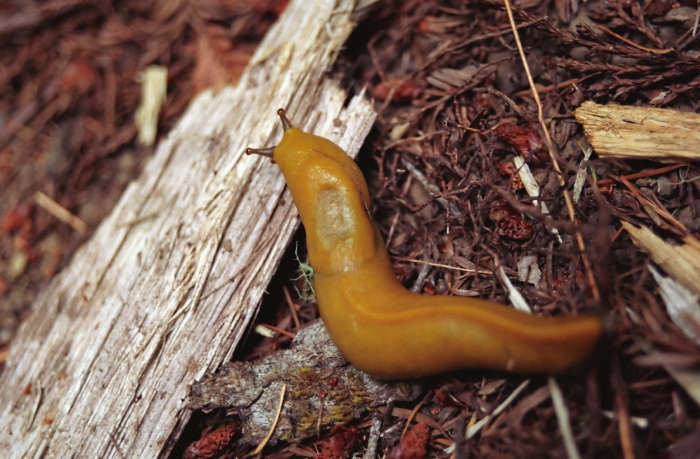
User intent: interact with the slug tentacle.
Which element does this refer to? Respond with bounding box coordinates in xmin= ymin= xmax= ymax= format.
xmin=244 ymin=109 xmax=293 ymax=158
xmin=248 ymin=110 xmax=605 ymax=380
xmin=245 ymin=146 xmax=275 ymax=158
xmin=277 ymin=108 xmax=293 ymax=130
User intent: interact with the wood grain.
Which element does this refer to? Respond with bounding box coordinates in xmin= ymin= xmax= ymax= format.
xmin=0 ymin=0 xmax=378 ymax=456
xmin=575 ymin=101 xmax=700 ymax=161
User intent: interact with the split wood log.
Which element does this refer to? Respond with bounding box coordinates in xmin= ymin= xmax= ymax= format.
xmin=0 ymin=0 xmax=378 ymax=457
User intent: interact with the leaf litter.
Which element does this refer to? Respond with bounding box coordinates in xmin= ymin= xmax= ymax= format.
xmin=3 ymin=0 xmax=700 ymax=457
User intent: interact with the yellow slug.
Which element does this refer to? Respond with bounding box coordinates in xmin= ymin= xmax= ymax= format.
xmin=247 ymin=109 xmax=603 ymax=380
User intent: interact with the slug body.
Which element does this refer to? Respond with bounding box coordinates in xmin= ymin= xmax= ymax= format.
xmin=249 ymin=110 xmax=603 ymax=380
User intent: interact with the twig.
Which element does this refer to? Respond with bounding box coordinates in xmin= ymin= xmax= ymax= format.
xmin=548 ymin=377 xmax=581 ymax=459
xmin=377 ymin=406 xmax=448 ymax=436
xmin=257 ymin=324 xmax=296 ymax=340
xmin=612 ymin=356 xmax=635 ymax=459
xmin=617 ymin=176 xmax=688 ymax=234
xmin=400 ymin=398 xmax=426 ymax=440
xmin=620 ymin=164 xmax=685 ymax=181
xmin=466 ymin=379 xmax=530 ymax=439
xmin=33 ymin=191 xmax=87 ymax=234
xmin=421 ymin=16 xmax=545 ymax=72
xmin=573 ymin=146 xmax=593 ymax=204
xmin=246 ymin=384 xmax=287 ymax=457
xmin=512 ymin=77 xmax=583 ymax=98
xmin=282 ymin=286 xmax=301 ymax=330
xmin=502 ymin=0 xmax=600 ymax=303
xmin=393 ymin=256 xmax=494 ymax=275
xmin=596 ymin=24 xmax=672 ymax=54
xmin=496 ymin=265 xmax=530 ymax=313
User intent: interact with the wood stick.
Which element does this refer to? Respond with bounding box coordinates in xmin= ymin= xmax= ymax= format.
xmin=575 ymin=101 xmax=700 ymax=161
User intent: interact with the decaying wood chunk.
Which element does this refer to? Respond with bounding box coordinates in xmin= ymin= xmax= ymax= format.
xmin=0 ymin=0 xmax=379 ymax=457
xmin=187 ymin=321 xmax=422 ymax=447
xmin=575 ymin=101 xmax=700 ymax=161
xmin=622 ymin=221 xmax=700 ymax=297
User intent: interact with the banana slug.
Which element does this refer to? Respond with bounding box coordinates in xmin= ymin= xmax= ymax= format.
xmin=247 ymin=109 xmax=603 ymax=380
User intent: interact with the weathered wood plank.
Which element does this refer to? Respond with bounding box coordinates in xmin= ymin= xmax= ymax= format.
xmin=0 ymin=0 xmax=378 ymax=457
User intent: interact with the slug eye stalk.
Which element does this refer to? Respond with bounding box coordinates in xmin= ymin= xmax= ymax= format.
xmin=245 ymin=109 xmax=293 ymax=159
xmin=245 ymin=147 xmax=274 ymax=158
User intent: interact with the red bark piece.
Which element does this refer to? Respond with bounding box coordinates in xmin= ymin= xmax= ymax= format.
xmin=183 ymin=422 xmax=241 ymax=459
xmin=374 ymin=79 xmax=423 ymax=102
xmin=1 ymin=203 xmax=32 ymax=234
xmin=489 ymin=200 xmax=534 ymax=241
xmin=494 ymin=124 xmax=542 ymax=160
xmin=315 ymin=426 xmax=362 ymax=459
xmin=387 ymin=422 xmax=430 ymax=459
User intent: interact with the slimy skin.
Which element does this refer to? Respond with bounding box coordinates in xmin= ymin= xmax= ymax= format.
xmin=247 ymin=109 xmax=603 ymax=380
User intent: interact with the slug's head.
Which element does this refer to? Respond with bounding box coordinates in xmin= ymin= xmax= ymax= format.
xmin=245 ymin=108 xmax=371 ymax=207
xmin=246 ymin=109 xmax=379 ymax=275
